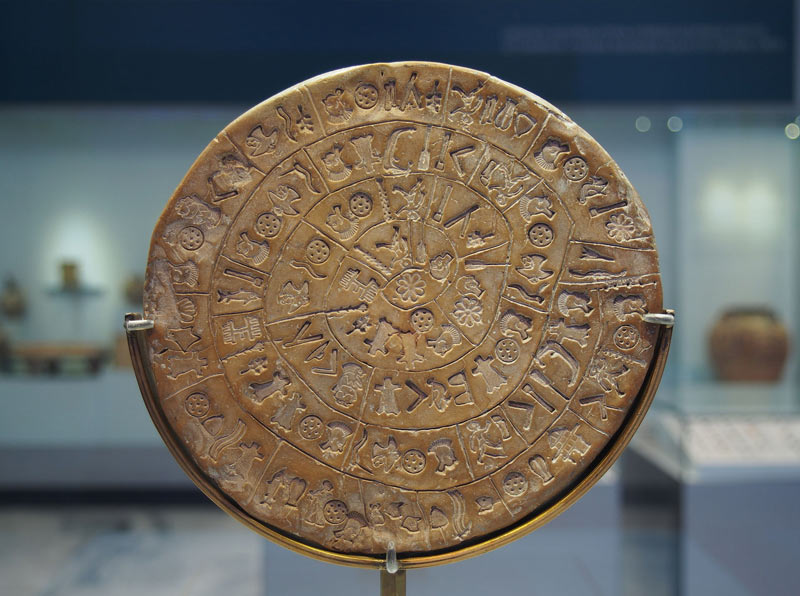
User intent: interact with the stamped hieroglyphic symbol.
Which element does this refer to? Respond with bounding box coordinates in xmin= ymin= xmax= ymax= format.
xmin=259 ymin=468 xmax=306 ymax=511
xmin=374 ymin=377 xmax=402 ymax=416
xmin=533 ymin=138 xmax=569 ymax=170
xmin=236 ymin=232 xmax=269 ymax=265
xmin=321 ymin=145 xmax=352 ymax=181
xmin=475 ymin=495 xmax=496 ymax=514
xmin=185 ymin=392 xmax=210 ymax=418
xmin=208 ymin=155 xmax=253 ymax=202
xmin=466 ymin=415 xmax=511 ymax=466
xmin=428 ymin=438 xmax=458 ymax=474
xmin=271 ymin=392 xmax=306 ymax=430
xmin=179 ymin=226 xmax=204 ymax=251
xmin=480 ymin=159 xmax=532 ymax=207
xmin=613 ymin=295 xmax=647 ymax=319
xmin=332 ymin=363 xmax=366 ymax=407
xmin=402 ymin=449 xmax=427 ymax=474
xmin=319 ymin=422 xmax=353 ymax=455
xmin=587 ymin=355 xmax=629 ymax=394
xmin=145 ymin=62 xmax=663 ymax=559
xmin=499 ymin=310 xmax=532 ymax=342
xmin=519 ymin=191 xmax=555 ymax=221
xmin=548 ymin=425 xmax=590 ymax=465
xmin=427 ymin=324 xmax=462 ymax=356
xmin=323 ymin=499 xmax=349 ymax=524
xmin=395 ymin=271 xmax=426 ymax=304
xmin=430 ymin=252 xmax=453 ymax=279
xmin=277 ymin=104 xmax=314 ymax=142
xmin=306 ymin=238 xmax=330 ymax=264
xmin=278 ymin=281 xmax=309 ymax=313
xmin=527 ymin=223 xmax=554 ymax=247
xmin=372 ymin=436 xmax=401 ymax=472
xmin=298 ymin=415 xmax=323 ymax=439
xmin=326 ymin=204 xmax=359 ymax=239
xmin=495 ymin=338 xmax=520 ymax=364
xmin=503 ymin=471 xmax=528 ymax=497
xmin=472 ymin=356 xmax=508 ymax=393
xmin=339 ymin=269 xmax=379 ymax=303
xmin=563 ymin=156 xmax=588 ymax=181
xmin=221 ymin=316 xmax=261 ymax=345
xmin=349 ymin=192 xmax=373 ymax=217
xmin=516 ymin=254 xmax=553 ymax=285
xmin=606 ymin=213 xmax=637 ymax=242
xmin=613 ymin=325 xmax=640 ymax=350
xmin=354 ymin=83 xmax=379 ymax=109
xmin=246 ymin=125 xmax=278 ymax=156
xmin=255 ymin=212 xmax=282 ymax=237
xmin=529 ymin=455 xmax=554 ymax=485
xmin=452 ymin=296 xmax=483 ymax=327
xmin=322 ymin=88 xmax=353 ymax=123
xmin=410 ymin=308 xmax=434 ymax=333
xmin=267 ymin=185 xmax=302 ymax=217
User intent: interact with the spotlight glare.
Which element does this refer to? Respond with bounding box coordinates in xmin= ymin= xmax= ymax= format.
xmin=667 ymin=116 xmax=683 ymax=132
xmin=635 ymin=116 xmax=651 ymax=132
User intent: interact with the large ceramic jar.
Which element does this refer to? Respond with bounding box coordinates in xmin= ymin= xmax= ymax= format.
xmin=709 ymin=308 xmax=790 ymax=382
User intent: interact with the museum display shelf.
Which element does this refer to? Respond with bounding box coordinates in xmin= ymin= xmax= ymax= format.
xmin=629 ymin=385 xmax=800 ymax=596
xmin=633 ymin=385 xmax=800 ymax=482
xmin=0 ymin=370 xmax=192 ymax=489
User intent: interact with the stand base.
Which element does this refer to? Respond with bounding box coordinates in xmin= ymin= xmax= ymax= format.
xmin=381 ymin=569 xmax=406 ymax=596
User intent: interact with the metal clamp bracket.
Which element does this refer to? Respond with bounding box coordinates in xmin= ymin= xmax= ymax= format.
xmin=643 ymin=309 xmax=675 ymax=328
xmin=124 ymin=314 xmax=154 ymax=332
xmin=381 ymin=542 xmax=405 ymax=596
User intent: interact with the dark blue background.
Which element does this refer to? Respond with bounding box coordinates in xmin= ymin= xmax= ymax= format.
xmin=0 ymin=0 xmax=794 ymax=103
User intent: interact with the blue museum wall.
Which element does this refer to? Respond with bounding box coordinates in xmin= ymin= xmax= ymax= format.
xmin=0 ymin=107 xmax=241 ymax=345
xmin=0 ymin=0 xmax=795 ymax=103
xmin=0 ymin=1 xmax=797 ymax=486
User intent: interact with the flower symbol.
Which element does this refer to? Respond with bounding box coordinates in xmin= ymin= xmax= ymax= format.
xmin=453 ymin=297 xmax=483 ymax=327
xmin=395 ymin=271 xmax=426 ymax=303
xmin=605 ymin=213 xmax=636 ymax=242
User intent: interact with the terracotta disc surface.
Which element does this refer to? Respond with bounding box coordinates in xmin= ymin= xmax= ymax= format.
xmin=143 ymin=62 xmax=663 ymax=563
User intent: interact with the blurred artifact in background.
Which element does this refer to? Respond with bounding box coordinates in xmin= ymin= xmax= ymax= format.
xmin=124 ymin=274 xmax=145 ymax=305
xmin=131 ymin=62 xmax=672 ymax=568
xmin=0 ymin=322 xmax=10 ymax=372
xmin=709 ymin=308 xmax=790 ymax=382
xmin=0 ymin=276 xmax=25 ymax=318
xmin=60 ymin=261 xmax=80 ymax=291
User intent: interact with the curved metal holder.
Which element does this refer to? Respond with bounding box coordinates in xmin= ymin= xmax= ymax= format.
xmin=125 ymin=309 xmax=673 ymax=577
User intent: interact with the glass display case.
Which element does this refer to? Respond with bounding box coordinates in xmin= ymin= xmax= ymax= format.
xmin=1 ymin=105 xmax=798 ymax=596
xmin=618 ymin=109 xmax=800 ymax=595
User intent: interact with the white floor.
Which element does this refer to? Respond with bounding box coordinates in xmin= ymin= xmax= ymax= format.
xmin=0 ymin=485 xmax=676 ymax=595
xmin=0 ymin=507 xmax=264 ymax=596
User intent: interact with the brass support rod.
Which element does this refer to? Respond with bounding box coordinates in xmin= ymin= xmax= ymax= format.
xmin=380 ymin=569 xmax=406 ymax=596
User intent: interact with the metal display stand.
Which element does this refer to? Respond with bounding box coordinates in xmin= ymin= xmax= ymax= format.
xmin=381 ymin=543 xmax=404 ymax=596
xmin=124 ymin=310 xmax=674 ymax=593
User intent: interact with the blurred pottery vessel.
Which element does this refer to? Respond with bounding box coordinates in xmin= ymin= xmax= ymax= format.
xmin=124 ymin=275 xmax=144 ymax=305
xmin=709 ymin=308 xmax=790 ymax=382
xmin=61 ymin=261 xmax=79 ymax=291
xmin=0 ymin=277 xmax=25 ymax=318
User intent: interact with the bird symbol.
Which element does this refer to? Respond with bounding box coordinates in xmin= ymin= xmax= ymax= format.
xmin=516 ymin=254 xmax=554 ymax=284
xmin=267 ymin=184 xmax=301 ymax=216
xmin=277 ymin=280 xmax=309 ymax=313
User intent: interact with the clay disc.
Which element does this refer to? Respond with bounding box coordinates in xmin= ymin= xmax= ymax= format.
xmin=142 ymin=62 xmax=663 ymax=565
